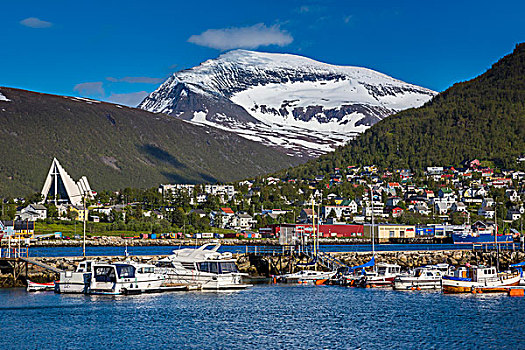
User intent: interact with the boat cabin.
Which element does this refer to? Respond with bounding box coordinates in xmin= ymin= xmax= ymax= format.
xmin=376 ymin=263 xmax=401 ymax=276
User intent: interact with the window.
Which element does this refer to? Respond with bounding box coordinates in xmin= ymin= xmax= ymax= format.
xmin=400 ymin=231 xmax=405 ymax=238
xmin=115 ymin=265 xmax=135 ymax=278
xmin=198 ymin=262 xmax=210 ymax=273
xmin=389 ymin=231 xmax=395 ymax=238
xmin=219 ymin=262 xmax=239 ymax=274
xmin=209 ymin=262 xmax=218 ymax=274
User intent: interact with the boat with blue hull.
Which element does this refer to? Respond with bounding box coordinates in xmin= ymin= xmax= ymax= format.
xmin=451 ymin=221 xmax=514 ymax=244
xmin=452 ymin=232 xmax=514 ymax=244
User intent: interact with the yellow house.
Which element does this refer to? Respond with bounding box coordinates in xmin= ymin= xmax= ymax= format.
xmin=70 ymin=206 xmax=89 ymax=221
xmin=365 ymin=224 xmax=416 ymax=242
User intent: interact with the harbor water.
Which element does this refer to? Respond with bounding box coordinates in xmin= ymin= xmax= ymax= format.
xmin=1 ymin=285 xmax=523 ymax=349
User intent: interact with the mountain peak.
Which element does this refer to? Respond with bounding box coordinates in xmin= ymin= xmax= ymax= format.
xmin=140 ymin=51 xmax=436 ymax=158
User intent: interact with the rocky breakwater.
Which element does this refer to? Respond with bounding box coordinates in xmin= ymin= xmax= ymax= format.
xmin=242 ymin=250 xmax=525 ymax=276
xmin=331 ymin=250 xmax=525 ymax=270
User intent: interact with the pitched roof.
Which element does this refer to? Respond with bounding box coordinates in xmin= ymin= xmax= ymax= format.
xmin=221 ymin=207 xmax=234 ymax=214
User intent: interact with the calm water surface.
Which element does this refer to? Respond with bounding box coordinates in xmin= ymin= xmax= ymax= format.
xmin=0 ymin=285 xmax=523 ymax=350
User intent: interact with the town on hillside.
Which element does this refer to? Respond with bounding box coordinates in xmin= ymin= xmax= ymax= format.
xmin=0 ymin=158 xmax=524 ymax=244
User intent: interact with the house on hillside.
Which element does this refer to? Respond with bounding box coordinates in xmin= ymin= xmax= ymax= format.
xmin=17 ymin=204 xmax=47 ymax=221
xmin=210 ymin=207 xmax=236 ymax=228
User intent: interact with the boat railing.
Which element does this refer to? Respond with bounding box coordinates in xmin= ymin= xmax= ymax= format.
xmin=245 ymin=245 xmax=296 ymax=256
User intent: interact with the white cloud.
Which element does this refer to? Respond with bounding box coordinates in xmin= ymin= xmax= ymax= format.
xmin=188 ymin=23 xmax=293 ymax=50
xmin=73 ymin=82 xmax=105 ymax=97
xmin=107 ymin=91 xmax=148 ymax=107
xmin=20 ymin=17 xmax=52 ymax=28
xmin=106 ymin=76 xmax=164 ymax=84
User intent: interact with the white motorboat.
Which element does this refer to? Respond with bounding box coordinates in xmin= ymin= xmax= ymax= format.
xmin=89 ymin=262 xmax=164 ymax=295
xmin=278 ymin=270 xmax=335 ymax=284
xmin=393 ymin=266 xmax=445 ymax=290
xmin=442 ymin=265 xmax=521 ymax=293
xmin=360 ymin=263 xmax=402 ymax=288
xmin=155 ymin=243 xmax=250 ymax=290
xmin=55 ymin=260 xmax=94 ymax=294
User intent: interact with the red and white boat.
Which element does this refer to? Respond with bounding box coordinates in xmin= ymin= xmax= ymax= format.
xmin=359 ymin=263 xmax=402 ymax=288
xmin=442 ymin=265 xmax=521 ymax=293
xmin=27 ymin=280 xmax=55 ymax=292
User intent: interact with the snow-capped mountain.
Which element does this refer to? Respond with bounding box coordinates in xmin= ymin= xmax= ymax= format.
xmin=139 ymin=50 xmax=436 ymax=157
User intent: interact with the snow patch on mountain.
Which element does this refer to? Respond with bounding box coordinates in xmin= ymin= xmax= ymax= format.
xmin=139 ymin=50 xmax=436 ymax=157
xmin=0 ymin=92 xmax=10 ymax=102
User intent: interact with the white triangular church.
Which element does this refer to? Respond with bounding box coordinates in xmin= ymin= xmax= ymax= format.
xmin=40 ymin=158 xmax=95 ymax=206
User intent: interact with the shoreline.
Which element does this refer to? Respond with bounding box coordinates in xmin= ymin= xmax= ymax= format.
xmin=0 ymin=236 xmax=453 ymax=248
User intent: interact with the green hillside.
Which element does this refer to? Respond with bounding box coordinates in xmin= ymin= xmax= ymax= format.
xmin=283 ymin=43 xmax=525 ymax=178
xmin=0 ymin=87 xmax=303 ymax=196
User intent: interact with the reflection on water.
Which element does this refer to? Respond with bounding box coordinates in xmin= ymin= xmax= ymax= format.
xmin=0 ymin=285 xmax=524 ymax=350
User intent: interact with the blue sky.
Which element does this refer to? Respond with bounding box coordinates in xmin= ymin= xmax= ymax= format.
xmin=1 ymin=0 xmax=524 ymax=106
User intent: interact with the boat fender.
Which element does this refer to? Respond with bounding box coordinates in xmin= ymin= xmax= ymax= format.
xmin=416 ymin=287 xmax=421 ymax=291
xmin=411 ymin=287 xmax=415 ymax=291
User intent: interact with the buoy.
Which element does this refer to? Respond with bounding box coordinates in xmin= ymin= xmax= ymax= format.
xmin=478 ymin=290 xmax=483 ymax=294
xmin=411 ymin=287 xmax=415 ymax=291
xmin=273 ymin=277 xmax=277 ymax=284
xmin=416 ymin=287 xmax=422 ymax=291
xmin=508 ymin=289 xmax=524 ymax=297
xmin=365 ymin=284 xmax=371 ymax=288
xmin=471 ymin=288 xmax=477 ymax=294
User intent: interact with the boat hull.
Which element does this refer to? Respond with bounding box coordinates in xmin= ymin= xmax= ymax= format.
xmin=452 ymin=233 xmax=514 ymax=244
xmin=363 ymin=276 xmax=396 ymax=288
xmin=27 ymin=281 xmax=55 ymax=292
xmin=393 ymin=278 xmax=442 ymax=290
xmin=442 ymin=275 xmax=521 ymax=293
xmin=55 ymin=271 xmax=91 ymax=294
xmin=161 ymin=270 xmax=247 ymax=290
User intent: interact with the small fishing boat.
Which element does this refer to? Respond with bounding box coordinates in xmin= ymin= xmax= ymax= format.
xmin=359 ymin=263 xmax=402 ymax=288
xmin=55 ymin=260 xmax=94 ymax=294
xmin=27 ymin=280 xmax=55 ymax=292
xmin=442 ymin=265 xmax=521 ymax=293
xmin=393 ymin=265 xmax=448 ymax=290
xmin=277 ymin=270 xmax=335 ymax=284
xmin=510 ymin=261 xmax=525 ymax=286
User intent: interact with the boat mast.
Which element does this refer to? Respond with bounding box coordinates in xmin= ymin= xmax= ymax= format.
xmin=370 ymin=185 xmax=375 ymax=258
xmin=83 ymin=192 xmax=87 ymax=258
xmin=317 ymin=191 xmax=321 ymax=258
xmin=495 ymin=203 xmax=499 ymax=271
xmin=311 ymin=194 xmax=316 ymax=259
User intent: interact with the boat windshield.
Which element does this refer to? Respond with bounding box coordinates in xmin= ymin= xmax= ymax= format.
xmin=219 ymin=262 xmax=239 ymax=274
xmin=94 ymin=266 xmax=116 ymax=283
xmin=197 ymin=261 xmax=239 ymax=274
xmin=115 ymin=264 xmax=136 ymax=278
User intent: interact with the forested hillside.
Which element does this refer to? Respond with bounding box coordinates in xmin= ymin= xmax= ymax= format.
xmin=282 ymin=43 xmax=525 ymax=178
